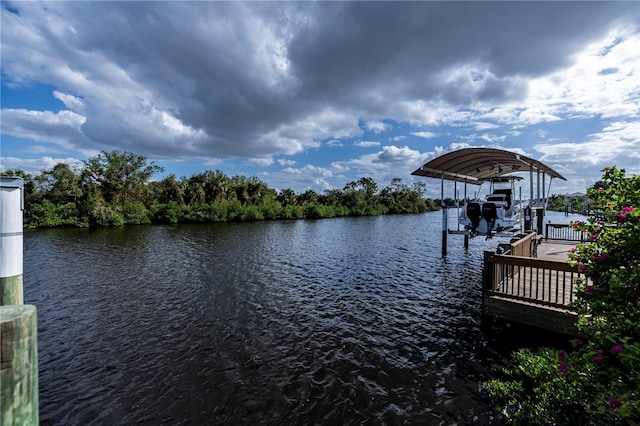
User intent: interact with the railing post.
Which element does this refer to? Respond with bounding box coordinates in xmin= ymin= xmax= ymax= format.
xmin=483 ymin=250 xmax=495 ymax=292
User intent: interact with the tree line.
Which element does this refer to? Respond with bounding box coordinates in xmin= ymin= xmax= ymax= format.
xmin=546 ymin=194 xmax=589 ymax=214
xmin=2 ymin=150 xmax=438 ymax=228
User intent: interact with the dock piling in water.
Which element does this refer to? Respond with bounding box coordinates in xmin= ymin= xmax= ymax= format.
xmin=1 ymin=177 xmax=24 ymax=305
xmin=0 ymin=176 xmax=39 ymax=425
xmin=0 ymin=306 xmax=39 ymax=425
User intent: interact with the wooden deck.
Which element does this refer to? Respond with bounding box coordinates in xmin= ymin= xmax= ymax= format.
xmin=536 ymin=240 xmax=577 ymax=262
xmin=482 ymin=234 xmax=585 ymax=336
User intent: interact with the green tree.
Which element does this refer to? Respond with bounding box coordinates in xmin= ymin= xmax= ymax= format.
xmin=379 ymin=178 xmax=430 ymax=214
xmin=340 ymin=177 xmax=381 ymax=215
xmin=28 ymin=199 xmax=80 ymax=228
xmin=231 ymin=175 xmax=272 ymax=206
xmin=155 ymin=174 xmax=184 ymax=204
xmin=83 ymin=150 xmax=163 ymax=208
xmin=202 ymin=170 xmax=231 ymax=204
xmin=358 ymin=176 xmax=379 ymax=202
xmin=1 ymin=169 xmax=37 ymax=218
xmin=183 ymin=174 xmax=206 ymax=206
xmin=35 ymin=163 xmax=82 ymax=205
xmin=298 ymin=189 xmax=318 ymax=205
xmin=23 ymin=163 xmax=85 ymax=227
xmin=277 ymin=188 xmax=297 ymax=207
xmin=319 ymin=188 xmax=343 ymax=206
xmin=1 ymin=169 xmax=36 ymax=195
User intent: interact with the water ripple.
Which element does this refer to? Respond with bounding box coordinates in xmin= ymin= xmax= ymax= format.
xmin=22 ymin=213 xmax=519 ymax=425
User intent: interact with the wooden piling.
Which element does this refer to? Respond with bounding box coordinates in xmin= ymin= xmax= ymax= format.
xmin=0 ymin=305 xmax=39 ymax=425
xmin=0 ymin=275 xmax=23 ymax=307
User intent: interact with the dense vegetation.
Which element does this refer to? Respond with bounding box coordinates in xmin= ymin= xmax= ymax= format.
xmin=485 ymin=167 xmax=639 ymax=424
xmin=2 ymin=150 xmax=437 ymax=228
xmin=546 ymin=193 xmax=589 ymax=214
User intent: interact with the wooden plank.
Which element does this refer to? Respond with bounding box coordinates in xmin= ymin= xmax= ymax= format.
xmin=536 ymin=240 xmax=576 ymax=262
xmin=483 ymin=296 xmax=579 ymax=336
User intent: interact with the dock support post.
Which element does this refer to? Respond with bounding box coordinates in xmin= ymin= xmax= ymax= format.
xmin=1 ymin=306 xmax=39 ymax=425
xmin=441 ymin=204 xmax=447 ymax=257
xmin=536 ymin=208 xmax=545 ymax=235
xmin=441 ymin=177 xmax=447 ymax=257
xmin=1 ymin=177 xmax=24 ymax=305
xmin=0 ymin=176 xmax=38 ymax=425
xmin=481 ymin=250 xmax=495 ymax=333
xmin=482 ymin=250 xmax=495 ymax=293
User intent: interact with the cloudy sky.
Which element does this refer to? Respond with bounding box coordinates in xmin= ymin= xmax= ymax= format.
xmin=1 ymin=1 xmax=639 ymax=197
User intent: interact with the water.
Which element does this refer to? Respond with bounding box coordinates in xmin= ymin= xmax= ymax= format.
xmin=23 ymin=211 xmax=581 ymax=425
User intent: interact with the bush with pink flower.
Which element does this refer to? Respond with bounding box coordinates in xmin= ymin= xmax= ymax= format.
xmin=485 ymin=166 xmax=639 ymax=424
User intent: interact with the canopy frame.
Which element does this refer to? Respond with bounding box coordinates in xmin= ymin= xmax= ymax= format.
xmin=411 ymin=147 xmax=566 ymax=184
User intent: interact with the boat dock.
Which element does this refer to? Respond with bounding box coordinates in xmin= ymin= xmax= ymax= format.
xmin=409 ymin=147 xmax=584 ymax=335
xmin=481 ymin=227 xmax=585 ymax=336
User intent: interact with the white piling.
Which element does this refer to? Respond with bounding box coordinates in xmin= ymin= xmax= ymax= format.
xmin=1 ymin=177 xmax=24 ymax=305
xmin=0 ymin=176 xmax=39 ymax=425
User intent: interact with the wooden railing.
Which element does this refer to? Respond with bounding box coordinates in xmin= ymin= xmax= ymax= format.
xmin=484 ymin=253 xmax=587 ymax=309
xmin=510 ymin=231 xmax=538 ymax=257
xmin=545 ymin=223 xmax=584 ymax=242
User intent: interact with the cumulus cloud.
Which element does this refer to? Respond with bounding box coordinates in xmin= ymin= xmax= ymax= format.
xmin=334 ymin=145 xmax=432 ymax=185
xmin=1 ymin=108 xmax=87 ymax=147
xmin=0 ymin=156 xmax=84 ymax=176
xmin=53 ymin=91 xmax=85 ymax=112
xmin=354 ymin=141 xmax=380 ymax=148
xmin=536 ymin=121 xmax=640 ymax=168
xmin=5 ymin=2 xmax=636 ymax=151
xmin=1 ymin=1 xmax=638 ymax=192
xmin=247 ymin=157 xmax=274 ymax=167
xmin=474 ymin=122 xmax=500 ymax=131
xmin=364 ymin=120 xmax=389 ymax=133
xmin=266 ymin=164 xmax=336 ymax=192
xmin=411 ymin=132 xmax=437 ymax=139
xmin=277 ymin=159 xmax=296 ymax=167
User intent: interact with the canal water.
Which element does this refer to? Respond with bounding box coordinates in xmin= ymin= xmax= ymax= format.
xmin=23 ymin=211 xmax=579 ymax=425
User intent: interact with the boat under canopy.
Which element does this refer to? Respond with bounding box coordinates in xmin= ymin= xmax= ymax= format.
xmin=411 ymin=147 xmax=567 ymax=254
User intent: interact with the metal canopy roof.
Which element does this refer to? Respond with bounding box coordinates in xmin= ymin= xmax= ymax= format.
xmin=411 ymin=147 xmax=566 ymax=184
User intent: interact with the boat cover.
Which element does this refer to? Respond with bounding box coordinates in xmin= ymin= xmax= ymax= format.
xmin=411 ymin=147 xmax=566 ymax=184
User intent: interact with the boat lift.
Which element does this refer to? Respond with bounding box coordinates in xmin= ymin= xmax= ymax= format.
xmin=411 ymin=147 xmax=566 ymax=256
